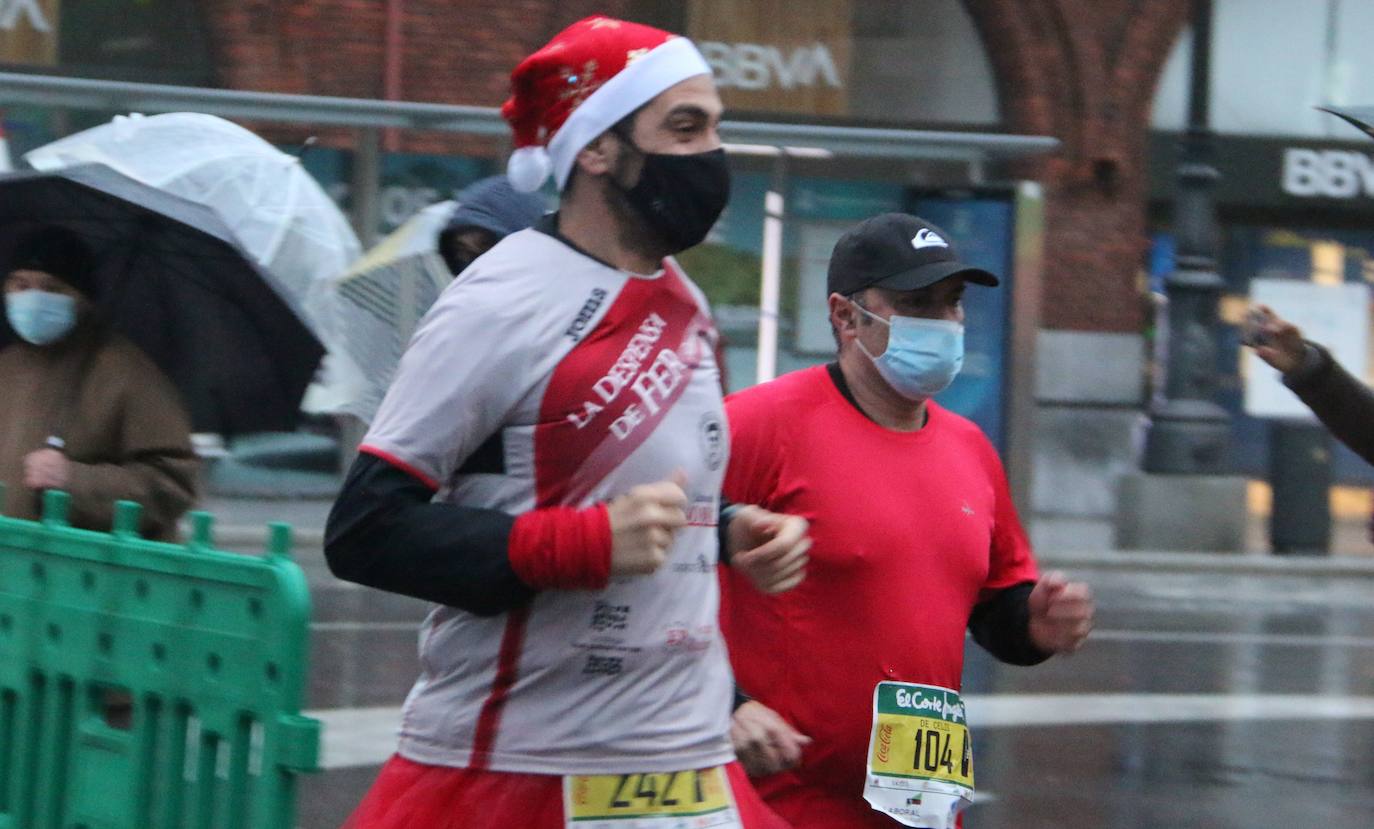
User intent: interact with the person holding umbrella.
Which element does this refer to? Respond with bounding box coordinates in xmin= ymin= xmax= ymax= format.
xmin=0 ymin=163 xmax=327 ymax=438
xmin=0 ymin=224 xmax=198 ymax=539
xmin=1237 ymin=105 xmax=1374 ymax=468
xmin=323 ymin=176 xmax=545 ymax=428
xmin=436 ymin=175 xmax=546 ymax=277
xmin=1245 ymin=304 xmax=1374 ymax=466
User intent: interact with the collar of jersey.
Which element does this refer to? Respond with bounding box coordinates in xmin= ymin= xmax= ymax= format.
xmin=536 ymin=212 xmax=666 ymax=279
xmin=824 ymin=362 xmax=940 ymax=440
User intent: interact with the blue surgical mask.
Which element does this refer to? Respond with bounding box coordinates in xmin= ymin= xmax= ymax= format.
xmin=852 ymin=301 xmax=964 ymax=400
xmin=6 ymin=290 xmax=78 ymax=346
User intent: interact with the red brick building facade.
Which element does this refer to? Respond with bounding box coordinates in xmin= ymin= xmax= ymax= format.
xmin=200 ymin=0 xmax=1194 ymax=333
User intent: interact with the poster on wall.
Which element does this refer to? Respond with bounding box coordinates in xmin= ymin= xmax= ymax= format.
xmin=0 ymin=0 xmax=59 ymax=65
xmin=910 ymin=196 xmax=1014 ymax=449
xmin=685 ymin=0 xmax=852 ymax=117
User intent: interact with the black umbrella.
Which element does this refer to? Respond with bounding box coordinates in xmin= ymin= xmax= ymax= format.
xmin=0 ymin=164 xmax=325 ymax=435
xmin=1317 ymin=106 xmax=1374 ymax=141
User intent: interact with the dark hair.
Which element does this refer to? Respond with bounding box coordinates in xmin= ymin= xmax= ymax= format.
xmin=564 ymin=107 xmax=645 ymax=196
xmin=8 ymin=225 xmax=99 ymax=298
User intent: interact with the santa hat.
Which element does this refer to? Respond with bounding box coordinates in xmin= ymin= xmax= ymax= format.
xmin=501 ymin=16 xmax=711 ymax=192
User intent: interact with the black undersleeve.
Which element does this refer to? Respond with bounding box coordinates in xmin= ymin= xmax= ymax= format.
xmin=324 ymin=453 xmax=535 ymax=615
xmin=967 ymin=582 xmax=1051 ymax=666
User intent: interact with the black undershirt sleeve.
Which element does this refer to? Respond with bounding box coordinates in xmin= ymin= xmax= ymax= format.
xmin=324 ymin=453 xmax=536 ymax=615
xmin=967 ymin=582 xmax=1052 ymax=666
xmin=733 ymin=685 xmax=753 ymax=711
xmin=717 ymin=499 xmax=737 ymax=566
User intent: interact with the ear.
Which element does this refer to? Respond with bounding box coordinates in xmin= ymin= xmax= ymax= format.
xmin=573 ymin=132 xmax=618 ymax=178
xmin=828 ymin=292 xmax=859 ymax=343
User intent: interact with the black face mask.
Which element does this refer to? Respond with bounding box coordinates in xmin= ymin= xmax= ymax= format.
xmin=616 ymin=138 xmax=731 ymax=254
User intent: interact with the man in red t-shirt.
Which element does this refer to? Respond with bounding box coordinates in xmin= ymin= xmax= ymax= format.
xmin=719 ymin=213 xmax=1094 ymax=829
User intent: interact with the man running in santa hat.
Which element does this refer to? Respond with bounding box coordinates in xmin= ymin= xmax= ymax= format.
xmin=326 ymin=15 xmax=808 ymax=829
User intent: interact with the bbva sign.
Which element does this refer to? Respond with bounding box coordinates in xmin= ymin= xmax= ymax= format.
xmin=698 ymin=41 xmax=843 ymax=92
xmin=1282 ymin=148 xmax=1374 ymax=200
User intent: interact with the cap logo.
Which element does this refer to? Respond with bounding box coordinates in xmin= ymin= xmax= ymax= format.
xmin=911 ymin=228 xmax=949 ymax=250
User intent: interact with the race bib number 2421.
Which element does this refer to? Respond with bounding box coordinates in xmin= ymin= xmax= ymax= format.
xmin=564 ymin=765 xmax=742 ymax=829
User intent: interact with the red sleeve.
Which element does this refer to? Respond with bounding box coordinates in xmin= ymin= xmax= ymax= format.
xmin=507 ymin=504 xmax=613 ymax=590
xmin=722 ymin=388 xmax=786 ymax=509
xmin=977 ymin=436 xmax=1039 ymax=601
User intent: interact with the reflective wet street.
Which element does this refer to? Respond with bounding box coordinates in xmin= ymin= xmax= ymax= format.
xmin=266 ymin=505 xmax=1374 ymax=829
xmin=963 ymin=570 xmax=1374 ymax=828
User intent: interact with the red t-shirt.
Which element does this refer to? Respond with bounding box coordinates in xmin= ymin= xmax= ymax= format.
xmin=720 ymin=365 xmax=1039 ymax=828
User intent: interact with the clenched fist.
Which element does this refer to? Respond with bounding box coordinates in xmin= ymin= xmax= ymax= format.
xmin=726 ymin=505 xmax=810 ymax=594
xmin=606 ymin=475 xmax=688 ymax=576
xmin=1027 ymin=571 xmax=1094 ymax=655
xmin=23 ymin=448 xmax=70 ymax=492
xmin=731 ymin=700 xmax=811 ymax=777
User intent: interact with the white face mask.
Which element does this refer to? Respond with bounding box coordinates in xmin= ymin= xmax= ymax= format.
xmin=5 ymin=290 xmax=78 ymax=346
xmin=852 ymin=301 xmax=964 ymax=400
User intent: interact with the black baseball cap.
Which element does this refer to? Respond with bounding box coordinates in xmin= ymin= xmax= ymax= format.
xmin=827 ymin=213 xmax=999 ymax=297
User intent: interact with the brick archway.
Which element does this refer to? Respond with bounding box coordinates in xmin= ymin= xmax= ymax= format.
xmin=964 ymin=0 xmax=1192 ymax=332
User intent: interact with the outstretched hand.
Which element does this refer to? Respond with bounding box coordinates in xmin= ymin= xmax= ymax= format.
xmin=1249 ymin=305 xmax=1307 ymax=376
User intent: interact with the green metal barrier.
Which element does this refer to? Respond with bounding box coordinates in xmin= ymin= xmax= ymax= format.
xmin=0 ymin=490 xmax=320 ymax=829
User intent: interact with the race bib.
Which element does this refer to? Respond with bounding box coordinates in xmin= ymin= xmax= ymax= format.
xmin=563 ymin=765 xmax=742 ymax=829
xmin=864 ymin=681 xmax=974 ymax=829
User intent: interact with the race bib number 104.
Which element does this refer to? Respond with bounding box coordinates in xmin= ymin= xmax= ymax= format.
xmin=863 ymin=681 xmax=974 ymax=829
xmin=564 ymin=765 xmax=742 ymax=829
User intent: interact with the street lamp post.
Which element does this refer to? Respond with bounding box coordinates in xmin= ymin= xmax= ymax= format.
xmin=1143 ymin=0 xmax=1231 ymax=474
xmin=1117 ymin=0 xmax=1247 ymax=552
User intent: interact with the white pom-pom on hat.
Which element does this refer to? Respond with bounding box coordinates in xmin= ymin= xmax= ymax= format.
xmin=507 ymin=146 xmax=552 ymax=192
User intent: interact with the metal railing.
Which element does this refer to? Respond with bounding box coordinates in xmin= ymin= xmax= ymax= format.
xmin=0 ymin=71 xmax=1058 ymax=160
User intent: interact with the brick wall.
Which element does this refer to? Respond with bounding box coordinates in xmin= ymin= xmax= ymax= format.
xmin=202 ymin=1 xmax=632 ymax=153
xmin=967 ymin=0 xmax=1192 ymax=333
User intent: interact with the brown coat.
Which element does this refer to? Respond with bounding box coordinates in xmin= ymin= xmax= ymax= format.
xmin=0 ymin=321 xmax=199 ymax=540
xmin=1285 ymin=343 xmax=1374 ymax=467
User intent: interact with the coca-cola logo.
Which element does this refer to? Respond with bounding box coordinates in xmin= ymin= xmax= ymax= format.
xmin=876 ymin=723 xmax=893 ymax=764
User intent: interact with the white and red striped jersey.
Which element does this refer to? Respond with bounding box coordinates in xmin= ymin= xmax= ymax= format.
xmin=361 ymin=226 xmax=734 ymax=775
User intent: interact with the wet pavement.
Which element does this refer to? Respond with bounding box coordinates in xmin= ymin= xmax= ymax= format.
xmin=961 ymin=571 xmax=1374 ymax=828
xmin=198 ymin=498 xmax=1374 ymax=829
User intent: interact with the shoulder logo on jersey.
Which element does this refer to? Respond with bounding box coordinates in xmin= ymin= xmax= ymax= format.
xmin=699 ymin=412 xmax=725 ymax=471
xmin=565 ymin=287 xmax=608 ymax=342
